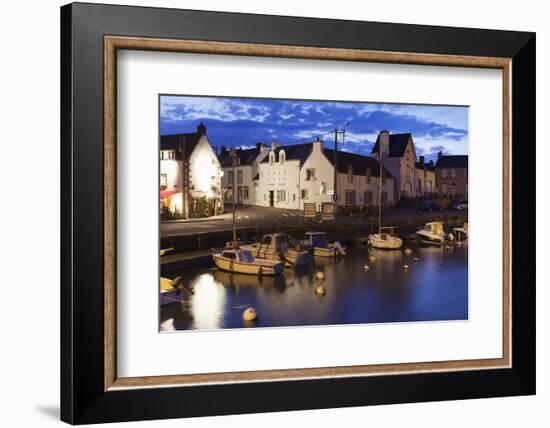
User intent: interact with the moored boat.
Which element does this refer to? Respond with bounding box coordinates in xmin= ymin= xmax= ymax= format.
xmin=453 ymin=222 xmax=468 ymax=240
xmin=160 ymin=276 xmax=183 ymax=306
xmin=240 ymin=233 xmax=312 ymax=267
xmin=416 ymin=222 xmax=446 ymax=245
xmin=213 ymin=248 xmax=284 ymax=276
xmin=368 ymin=227 xmax=403 ymax=250
xmin=303 ymin=231 xmax=346 ymax=257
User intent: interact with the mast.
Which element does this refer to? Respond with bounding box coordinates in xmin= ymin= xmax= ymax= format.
xmin=231 ymin=147 xmax=237 ymax=248
xmin=378 ymin=158 xmax=383 ymax=234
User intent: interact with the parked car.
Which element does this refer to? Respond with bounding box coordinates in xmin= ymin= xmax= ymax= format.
xmin=448 ymin=200 xmax=468 ymax=211
xmin=418 ymin=202 xmax=444 ymax=212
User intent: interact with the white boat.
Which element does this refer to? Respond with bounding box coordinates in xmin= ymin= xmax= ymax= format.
xmin=240 ymin=233 xmax=312 ymax=267
xmin=303 ymin=231 xmax=346 ymax=257
xmin=453 ymin=222 xmax=468 ymax=240
xmin=160 ymin=276 xmax=182 ymax=306
xmin=416 ymin=222 xmax=446 ymax=245
xmin=368 ymin=227 xmax=403 ymax=250
xmin=213 ymin=248 xmax=284 ymax=276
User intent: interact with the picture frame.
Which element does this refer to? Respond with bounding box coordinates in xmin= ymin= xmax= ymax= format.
xmin=61 ymin=2 xmax=535 ymax=424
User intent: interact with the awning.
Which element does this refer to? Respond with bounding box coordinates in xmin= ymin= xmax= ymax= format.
xmin=160 ymin=190 xmax=179 ymax=199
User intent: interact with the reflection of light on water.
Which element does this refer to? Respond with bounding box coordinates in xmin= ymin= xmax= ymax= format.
xmin=191 ymin=274 xmax=226 ymax=330
xmin=160 ymin=318 xmax=175 ymax=332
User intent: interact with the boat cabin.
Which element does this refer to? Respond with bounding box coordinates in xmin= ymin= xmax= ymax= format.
xmin=421 ymin=222 xmax=444 ymax=236
xmin=260 ymin=233 xmax=290 ymax=252
xmin=305 ymin=232 xmax=329 ymax=248
xmin=222 ymin=249 xmax=255 ymax=263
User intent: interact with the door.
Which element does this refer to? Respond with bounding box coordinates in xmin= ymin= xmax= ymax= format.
xmin=269 ymin=190 xmax=274 ymax=207
xmin=237 ymin=186 xmax=243 ymax=204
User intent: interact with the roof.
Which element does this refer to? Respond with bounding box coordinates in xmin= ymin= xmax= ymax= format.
xmin=260 ymin=143 xmax=313 ymax=166
xmin=220 ymin=147 xmax=265 ymax=167
xmin=371 ymin=133 xmax=412 ymax=157
xmin=415 ymin=161 xmax=436 ymax=172
xmin=323 ymin=148 xmax=393 ymax=179
xmin=435 ymin=155 xmax=468 ymax=168
xmin=160 ymin=132 xmax=201 ymax=155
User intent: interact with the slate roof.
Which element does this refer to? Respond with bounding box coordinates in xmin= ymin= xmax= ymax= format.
xmin=160 ymin=132 xmax=201 ymax=155
xmin=220 ymin=147 xmax=264 ymax=167
xmin=435 ymin=155 xmax=468 ymax=168
xmin=371 ymin=133 xmax=412 ymax=157
xmin=260 ymin=143 xmax=314 ymax=166
xmin=415 ymin=161 xmax=436 ymax=172
xmin=323 ymin=149 xmax=393 ymax=179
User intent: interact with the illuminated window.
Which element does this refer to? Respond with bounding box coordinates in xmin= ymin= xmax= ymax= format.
xmin=243 ymin=187 xmax=249 ymax=199
xmin=345 ymin=190 xmax=355 ymax=205
xmin=160 ymin=173 xmax=167 ymax=188
xmin=450 ymin=169 xmax=456 ymax=178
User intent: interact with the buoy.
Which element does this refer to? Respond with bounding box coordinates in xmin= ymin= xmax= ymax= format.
xmin=315 ymin=271 xmax=325 ymax=280
xmin=315 ymin=285 xmax=326 ymax=295
xmin=413 ymin=257 xmax=419 ymax=262
xmin=369 ymin=255 xmax=377 ymax=262
xmin=242 ymin=306 xmax=258 ymax=321
xmin=403 ymin=264 xmax=409 ymax=269
xmin=363 ymin=265 xmax=370 ymax=271
xmin=404 ymin=248 xmax=413 ymax=255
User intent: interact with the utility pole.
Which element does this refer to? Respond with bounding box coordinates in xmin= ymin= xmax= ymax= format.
xmin=333 ymin=128 xmax=346 ymax=216
xmin=231 ymin=144 xmax=237 ymax=248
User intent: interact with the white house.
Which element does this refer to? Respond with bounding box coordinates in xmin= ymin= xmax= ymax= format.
xmin=219 ymin=143 xmax=269 ymax=205
xmin=255 ymin=139 xmax=395 ymax=210
xmin=160 ymin=123 xmax=223 ymax=218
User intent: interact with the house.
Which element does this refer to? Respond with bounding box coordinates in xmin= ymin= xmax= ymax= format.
xmin=219 ymin=143 xmax=269 ymax=205
xmin=255 ymin=139 xmax=395 ymax=210
xmin=415 ymin=155 xmax=437 ymax=197
xmin=435 ymin=152 xmax=468 ymax=197
xmin=160 ymin=123 xmax=223 ymax=219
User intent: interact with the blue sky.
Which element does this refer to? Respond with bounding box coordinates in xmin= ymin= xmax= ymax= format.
xmin=160 ymin=95 xmax=468 ymax=162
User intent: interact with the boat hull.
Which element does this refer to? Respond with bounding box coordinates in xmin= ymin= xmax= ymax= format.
xmin=368 ymin=234 xmax=403 ymax=250
xmin=416 ymin=231 xmax=445 ymax=245
xmin=212 ymin=254 xmax=283 ymax=275
xmin=239 ymin=244 xmax=312 ymax=268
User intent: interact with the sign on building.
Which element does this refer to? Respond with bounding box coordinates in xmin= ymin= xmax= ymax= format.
xmin=303 ymin=202 xmax=317 ymax=219
xmin=321 ymin=202 xmax=335 ymax=220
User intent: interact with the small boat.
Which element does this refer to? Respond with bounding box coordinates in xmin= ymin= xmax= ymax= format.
xmin=303 ymin=231 xmax=346 ymax=257
xmin=416 ymin=222 xmax=446 ymax=245
xmin=160 ymin=276 xmax=182 ymax=306
xmin=213 ymin=248 xmax=284 ymax=276
xmin=368 ymin=227 xmax=403 ymax=250
xmin=240 ymin=233 xmax=312 ymax=267
xmin=453 ymin=222 xmax=468 ymax=240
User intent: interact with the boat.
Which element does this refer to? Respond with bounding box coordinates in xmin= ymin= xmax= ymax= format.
xmin=302 ymin=231 xmax=346 ymax=257
xmin=368 ymin=226 xmax=404 ymax=250
xmin=367 ymin=164 xmax=403 ymax=250
xmin=160 ymin=276 xmax=183 ymax=306
xmin=453 ymin=222 xmax=468 ymax=240
xmin=240 ymin=233 xmax=312 ymax=267
xmin=416 ymin=222 xmax=446 ymax=245
xmin=212 ymin=248 xmax=284 ymax=275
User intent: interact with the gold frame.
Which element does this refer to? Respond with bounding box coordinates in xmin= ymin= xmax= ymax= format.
xmin=104 ymin=36 xmax=512 ymax=391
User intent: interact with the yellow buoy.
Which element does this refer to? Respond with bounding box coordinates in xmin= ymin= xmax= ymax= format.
xmin=403 ymin=264 xmax=409 ymax=269
xmin=404 ymin=248 xmax=413 ymax=255
xmin=369 ymin=255 xmax=377 ymax=262
xmin=242 ymin=306 xmax=258 ymax=321
xmin=315 ymin=285 xmax=326 ymax=295
xmin=315 ymin=271 xmax=326 ymax=280
xmin=363 ymin=265 xmax=370 ymax=271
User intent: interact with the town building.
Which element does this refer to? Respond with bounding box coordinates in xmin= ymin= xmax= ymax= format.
xmin=219 ymin=143 xmax=269 ymax=205
xmin=160 ymin=123 xmax=223 ymax=219
xmin=415 ymin=155 xmax=437 ymax=197
xmin=255 ymin=139 xmax=395 ymax=211
xmin=435 ymin=152 xmax=468 ymax=197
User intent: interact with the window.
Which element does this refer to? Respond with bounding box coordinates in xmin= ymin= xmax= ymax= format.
xmin=347 ymin=165 xmax=354 ymax=183
xmin=345 ymin=190 xmax=356 ymax=205
xmin=442 ymin=169 xmax=448 ymax=178
xmin=227 ymin=171 xmax=234 ymax=185
xmin=306 ymin=168 xmax=316 ymax=181
xmin=366 ymin=168 xmax=371 ymax=184
xmin=243 ymin=186 xmax=249 ymax=199
xmin=160 ymin=150 xmax=175 ymax=160
xmin=269 ymin=151 xmax=275 ymax=165
xmin=320 ymin=182 xmax=327 ymax=194
xmin=381 ymin=191 xmax=388 ymax=205
xmin=441 ymin=183 xmax=448 ymax=194
xmin=237 ymin=170 xmax=243 ymax=184
xmin=160 ymin=173 xmax=167 ymax=188
xmin=364 ymin=191 xmax=372 ymax=205
xmin=279 ymin=150 xmax=286 ymax=165
xmin=301 ymin=189 xmax=308 ymax=199
xmin=277 ymin=190 xmax=287 ymax=202
xmin=450 ymin=169 xmax=456 ymax=178
xmin=293 ymin=194 xmax=296 ymax=201
xmin=226 ymin=186 xmax=233 ymax=201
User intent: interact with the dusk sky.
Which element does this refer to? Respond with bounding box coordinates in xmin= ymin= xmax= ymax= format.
xmin=160 ymin=95 xmax=468 ymax=162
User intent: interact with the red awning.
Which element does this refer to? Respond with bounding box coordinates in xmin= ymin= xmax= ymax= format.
xmin=160 ymin=190 xmax=179 ymax=199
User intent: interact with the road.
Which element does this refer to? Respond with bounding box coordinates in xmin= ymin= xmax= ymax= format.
xmin=161 ymin=205 xmax=467 ymax=238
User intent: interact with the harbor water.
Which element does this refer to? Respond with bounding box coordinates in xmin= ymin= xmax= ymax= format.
xmin=160 ymin=242 xmax=468 ymax=331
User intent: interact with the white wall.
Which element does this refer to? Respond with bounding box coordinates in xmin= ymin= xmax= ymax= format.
xmin=188 ymin=135 xmax=222 ymax=199
xmin=300 ymin=142 xmax=334 ymax=210
xmin=0 ymin=1 xmax=547 ymax=428
xmin=256 ymin=157 xmax=301 ymax=209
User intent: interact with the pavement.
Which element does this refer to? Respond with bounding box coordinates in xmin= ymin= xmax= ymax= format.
xmin=161 ymin=205 xmax=467 ymax=238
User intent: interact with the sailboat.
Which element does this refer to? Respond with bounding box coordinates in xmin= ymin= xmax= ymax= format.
xmin=212 ymin=147 xmax=284 ymax=276
xmin=368 ymin=164 xmax=403 ymax=250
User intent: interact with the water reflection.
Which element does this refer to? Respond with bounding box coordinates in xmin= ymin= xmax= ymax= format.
xmin=161 ymin=242 xmax=468 ymax=331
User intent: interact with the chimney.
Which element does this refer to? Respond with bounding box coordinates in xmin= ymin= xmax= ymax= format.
xmin=379 ymin=130 xmax=390 ymax=159
xmin=271 ymin=142 xmax=280 ymax=151
xmin=313 ymin=137 xmax=324 ymax=152
xmin=419 ymin=155 xmax=425 ymax=166
xmin=197 ymin=122 xmax=206 ymax=136
xmin=437 ymin=151 xmax=443 ymax=161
